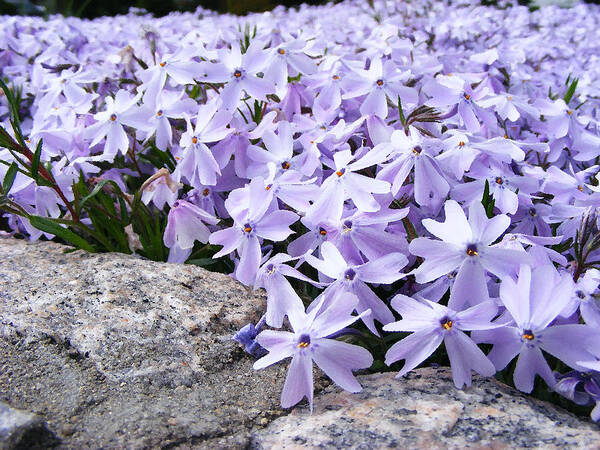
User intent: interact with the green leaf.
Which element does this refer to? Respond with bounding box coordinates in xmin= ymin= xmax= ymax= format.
xmin=397 ymin=96 xmax=406 ymax=127
xmin=2 ymin=162 xmax=18 ymax=195
xmin=79 ymin=179 xmax=124 ymax=208
xmin=187 ymin=258 xmax=219 ymax=267
xmin=30 ymin=139 xmax=42 ymax=179
xmin=28 ymin=216 xmax=95 ymax=252
xmin=563 ymin=77 xmax=579 ymax=105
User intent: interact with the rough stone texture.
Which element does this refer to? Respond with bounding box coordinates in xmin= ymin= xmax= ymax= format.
xmin=253 ymin=368 xmax=600 ymax=449
xmin=0 ymin=402 xmax=57 ymax=449
xmin=0 ymin=238 xmax=288 ymax=448
xmin=2 ymin=238 xmax=600 ymax=449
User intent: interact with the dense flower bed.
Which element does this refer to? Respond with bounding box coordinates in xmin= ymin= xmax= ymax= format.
xmin=1 ymin=0 xmax=600 ymax=417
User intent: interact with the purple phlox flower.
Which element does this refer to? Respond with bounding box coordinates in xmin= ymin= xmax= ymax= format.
xmin=287 ymin=217 xmax=339 ymax=258
xmin=163 ymin=199 xmax=219 ymax=263
xmin=246 ymin=120 xmax=302 ymax=178
xmin=542 ymin=164 xmax=597 ymax=204
xmin=571 ymin=268 xmax=600 ymax=328
xmin=137 ymin=46 xmax=210 ymax=101
xmin=452 ymin=160 xmax=539 ymax=215
xmin=173 ymin=100 xmax=232 ymax=186
xmin=233 ymin=315 xmax=268 ymax=358
xmin=253 ymin=291 xmax=373 ymax=411
xmin=306 ymin=148 xmax=390 ymax=223
xmin=264 ymin=39 xmax=318 ymax=98
xmin=211 ymin=110 xmax=279 ymax=178
xmin=141 ymin=168 xmax=181 ymax=209
xmin=333 ymin=207 xmax=410 ymax=263
xmin=409 ymin=200 xmax=532 ymax=311
xmin=548 ymin=203 xmax=589 ymax=240
xmin=256 ymin=252 xmax=320 ymax=327
xmin=473 ymin=264 xmax=598 ymax=393
xmin=499 ymin=233 xmax=568 ymax=267
xmin=138 ymin=90 xmax=197 ymax=150
xmin=199 ymin=40 xmax=272 ymax=111
xmin=304 ymin=241 xmax=406 ymax=334
xmin=477 ymin=91 xmax=539 ymax=122
xmin=306 ymin=65 xmax=344 ymax=115
xmin=510 ymin=199 xmax=553 ymax=237
xmin=341 ymin=58 xmax=417 ymax=119
xmin=36 ymin=66 xmax=99 ymax=114
xmin=209 ymin=177 xmax=298 ymax=285
xmin=422 ymin=74 xmax=489 ymax=133
xmin=554 ymin=369 xmax=600 ymax=422
xmin=383 ymin=294 xmax=498 ymax=388
xmin=262 ymin=163 xmax=319 ymax=212
xmin=293 ymin=110 xmax=366 ymax=177
xmin=376 ymin=129 xmax=449 ymax=212
xmin=82 ymin=89 xmax=149 ymax=158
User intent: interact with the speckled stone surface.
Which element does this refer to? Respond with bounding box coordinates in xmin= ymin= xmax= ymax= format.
xmin=0 ymin=401 xmax=57 ymax=449
xmin=0 ymin=238 xmax=288 ymax=448
xmin=252 ymin=368 xmax=600 ymax=449
xmin=2 ymin=238 xmax=600 ymax=449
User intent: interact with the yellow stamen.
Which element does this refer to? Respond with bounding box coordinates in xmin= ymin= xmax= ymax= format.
xmin=244 ymin=226 xmax=252 ymax=233
xmin=442 ymin=320 xmax=453 ymax=330
xmin=297 ymin=342 xmax=309 ymax=348
xmin=522 ymin=333 xmax=534 ymax=340
xmin=192 ymin=137 xmax=198 ymax=144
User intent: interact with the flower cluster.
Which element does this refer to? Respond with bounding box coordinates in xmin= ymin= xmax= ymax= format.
xmin=1 ymin=0 xmax=600 ymax=417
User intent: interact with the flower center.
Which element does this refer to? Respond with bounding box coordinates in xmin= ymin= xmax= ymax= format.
xmin=376 ymin=79 xmax=384 ymax=86
xmin=495 ymin=176 xmax=503 ymax=185
xmin=528 ymin=207 xmax=537 ymax=217
xmin=278 ymin=48 xmax=285 ymax=55
xmin=440 ymin=318 xmax=453 ymax=330
xmin=156 ymin=110 xmax=163 ymax=117
xmin=466 ymin=244 xmax=478 ymax=256
xmin=110 ymin=114 xmax=117 ymax=122
xmin=265 ymin=184 xmax=272 ymax=191
xmin=577 ymin=185 xmax=584 ymax=192
xmin=344 ymin=268 xmax=356 ymax=281
xmin=234 ymin=69 xmax=243 ymax=78
xmin=336 ymin=168 xmax=345 ymax=177
xmin=243 ymin=223 xmax=253 ymax=233
xmin=297 ymin=334 xmax=311 ymax=348
xmin=202 ymin=188 xmax=210 ymax=196
xmin=281 ymin=161 xmax=290 ymax=170
xmin=332 ymin=74 xmax=340 ymax=80
xmin=412 ymin=146 xmax=422 ymax=155
xmin=464 ymin=93 xmax=471 ymax=100
xmin=192 ymin=136 xmax=198 ymax=144
xmin=342 ymin=220 xmax=352 ymax=233
xmin=522 ymin=329 xmax=535 ymax=341
xmin=265 ymin=263 xmax=276 ymax=274
xmin=458 ymin=141 xmax=465 ymax=148
xmin=318 ymin=227 xmax=327 ymax=236
xmin=159 ymin=62 xmax=166 ymax=67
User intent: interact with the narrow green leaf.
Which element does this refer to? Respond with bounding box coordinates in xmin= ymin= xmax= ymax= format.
xmin=563 ymin=77 xmax=579 ymax=105
xmin=397 ymin=96 xmax=406 ymax=127
xmin=2 ymin=162 xmax=18 ymax=195
xmin=28 ymin=215 xmax=95 ymax=252
xmin=30 ymin=139 xmax=42 ymax=179
xmin=79 ymin=179 xmax=124 ymax=208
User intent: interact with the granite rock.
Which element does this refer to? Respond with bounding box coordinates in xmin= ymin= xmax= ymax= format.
xmin=0 ymin=238 xmax=288 ymax=448
xmin=2 ymin=238 xmax=599 ymax=449
xmin=252 ymin=368 xmax=600 ymax=449
xmin=0 ymin=402 xmax=57 ymax=449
